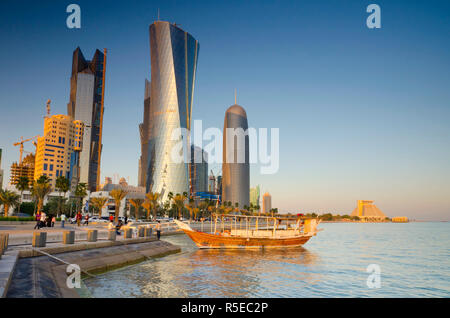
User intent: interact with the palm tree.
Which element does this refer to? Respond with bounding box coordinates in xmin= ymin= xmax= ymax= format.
xmin=36 ymin=175 xmax=50 ymax=185
xmin=16 ymin=176 xmax=29 ymax=215
xmin=0 ymin=190 xmax=20 ymax=216
xmin=129 ymin=198 xmax=144 ymax=220
xmin=142 ymin=200 xmax=152 ymax=220
xmin=74 ymin=183 xmax=88 ymax=214
xmin=31 ymin=181 xmax=52 ymax=215
xmin=185 ymin=197 xmax=195 ymax=221
xmin=90 ymin=197 xmax=108 ymax=217
xmin=198 ymin=201 xmax=208 ymax=219
xmin=110 ymin=188 xmax=128 ymax=223
xmin=55 ymin=176 xmax=70 ymax=217
xmin=172 ymin=193 xmax=186 ymax=219
xmin=146 ymin=192 xmax=160 ymax=220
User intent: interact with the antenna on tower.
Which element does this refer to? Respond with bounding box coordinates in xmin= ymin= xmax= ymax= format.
xmin=157 ymin=8 xmax=160 ymax=21
xmin=46 ymin=99 xmax=51 ymax=117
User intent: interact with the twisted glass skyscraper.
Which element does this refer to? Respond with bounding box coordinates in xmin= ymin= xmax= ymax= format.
xmin=140 ymin=21 xmax=199 ymax=201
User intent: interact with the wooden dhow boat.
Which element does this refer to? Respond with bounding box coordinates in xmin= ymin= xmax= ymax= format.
xmin=174 ymin=214 xmax=321 ymax=249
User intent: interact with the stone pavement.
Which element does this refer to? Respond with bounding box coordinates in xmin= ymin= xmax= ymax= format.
xmin=6 ymin=239 xmax=180 ymax=298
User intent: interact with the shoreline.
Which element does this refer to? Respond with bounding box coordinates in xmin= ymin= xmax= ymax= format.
xmin=3 ymin=237 xmax=181 ymax=298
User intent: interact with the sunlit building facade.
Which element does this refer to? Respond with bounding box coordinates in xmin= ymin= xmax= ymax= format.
xmin=250 ymin=185 xmax=260 ymax=208
xmin=262 ymin=192 xmax=272 ymax=213
xmin=9 ymin=153 xmax=35 ymax=187
xmin=143 ymin=21 xmax=199 ymax=201
xmin=34 ymin=114 xmax=84 ymax=189
xmin=67 ymin=47 xmax=107 ymax=192
xmin=222 ymin=104 xmax=250 ymax=208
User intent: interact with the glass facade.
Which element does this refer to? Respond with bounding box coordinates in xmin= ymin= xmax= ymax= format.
xmin=144 ymin=21 xmax=199 ymax=201
xmin=67 ymin=47 xmax=106 ymax=192
xmin=222 ymin=105 xmax=250 ymax=208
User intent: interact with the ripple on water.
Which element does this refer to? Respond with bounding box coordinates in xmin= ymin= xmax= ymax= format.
xmin=83 ymin=223 xmax=450 ymax=298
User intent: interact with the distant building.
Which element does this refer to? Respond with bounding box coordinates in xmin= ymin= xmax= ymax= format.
xmin=67 ymin=47 xmax=107 ymax=192
xmin=250 ymin=185 xmax=260 ymax=208
xmin=34 ymin=114 xmax=84 ymax=189
xmin=92 ymin=177 xmax=146 ymax=217
xmin=392 ymin=216 xmax=408 ymax=223
xmin=9 ymin=153 xmax=35 ymax=187
xmin=190 ymin=145 xmax=208 ymax=194
xmin=208 ymin=175 xmax=216 ymax=193
xmin=0 ymin=148 xmax=3 ymax=189
xmin=262 ymin=192 xmax=272 ymax=213
xmin=350 ymin=200 xmax=387 ymax=222
xmin=138 ymin=79 xmax=151 ymax=187
xmin=216 ymin=176 xmax=222 ymax=195
xmin=222 ymin=104 xmax=250 ymax=208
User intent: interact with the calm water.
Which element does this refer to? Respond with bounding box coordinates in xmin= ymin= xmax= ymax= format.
xmin=83 ymin=222 xmax=450 ymax=297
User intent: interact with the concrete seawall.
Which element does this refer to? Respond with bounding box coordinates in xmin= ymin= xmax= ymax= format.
xmin=4 ymin=238 xmax=181 ymax=298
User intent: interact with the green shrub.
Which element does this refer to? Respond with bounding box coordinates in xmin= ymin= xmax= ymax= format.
xmin=0 ymin=216 xmax=35 ymax=221
xmin=19 ymin=202 xmax=35 ymax=215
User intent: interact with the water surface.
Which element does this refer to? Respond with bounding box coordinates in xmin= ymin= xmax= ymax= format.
xmin=83 ymin=222 xmax=450 ymax=297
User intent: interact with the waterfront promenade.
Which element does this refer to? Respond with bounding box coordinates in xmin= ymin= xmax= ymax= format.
xmin=0 ymin=221 xmax=182 ymax=298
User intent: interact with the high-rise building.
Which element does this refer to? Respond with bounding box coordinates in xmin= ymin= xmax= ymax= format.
xmin=9 ymin=153 xmax=35 ymax=187
xmin=143 ymin=21 xmax=199 ymax=201
xmin=138 ymin=79 xmax=151 ymax=187
xmin=216 ymin=175 xmax=222 ymax=195
xmin=34 ymin=114 xmax=84 ymax=189
xmin=262 ymin=192 xmax=272 ymax=214
xmin=222 ymin=104 xmax=250 ymax=208
xmin=67 ymin=47 xmax=107 ymax=192
xmin=190 ymin=145 xmax=208 ymax=194
xmin=250 ymin=185 xmax=260 ymax=208
xmin=0 ymin=149 xmax=3 ymax=189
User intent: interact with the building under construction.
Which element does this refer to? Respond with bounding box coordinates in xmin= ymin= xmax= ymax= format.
xmin=350 ymin=200 xmax=387 ymax=222
xmin=9 ymin=153 xmax=35 ymax=187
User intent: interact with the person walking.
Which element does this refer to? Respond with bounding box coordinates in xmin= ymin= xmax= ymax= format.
xmin=109 ymin=214 xmax=114 ymax=223
xmin=40 ymin=212 xmax=46 ymax=228
xmin=84 ymin=214 xmax=89 ymax=226
xmin=155 ymin=221 xmax=161 ymax=240
xmin=34 ymin=212 xmax=41 ymax=230
xmin=61 ymin=214 xmax=66 ymax=228
xmin=51 ymin=216 xmax=56 ymax=227
xmin=76 ymin=212 xmax=82 ymax=227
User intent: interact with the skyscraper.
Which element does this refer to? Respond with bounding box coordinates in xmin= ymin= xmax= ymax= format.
xmin=0 ymin=149 xmax=3 ymax=189
xmin=190 ymin=145 xmax=208 ymax=194
xmin=138 ymin=79 xmax=151 ymax=187
xmin=222 ymin=104 xmax=250 ymax=208
xmin=262 ymin=192 xmax=272 ymax=213
xmin=142 ymin=21 xmax=199 ymax=201
xmin=67 ymin=47 xmax=107 ymax=192
xmin=34 ymin=115 xmax=84 ymax=189
xmin=250 ymin=185 xmax=260 ymax=208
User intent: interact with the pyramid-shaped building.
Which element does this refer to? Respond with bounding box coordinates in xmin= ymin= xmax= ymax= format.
xmin=350 ymin=200 xmax=387 ymax=222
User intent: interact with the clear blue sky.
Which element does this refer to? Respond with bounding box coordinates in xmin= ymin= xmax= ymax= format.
xmin=0 ymin=0 xmax=449 ymax=220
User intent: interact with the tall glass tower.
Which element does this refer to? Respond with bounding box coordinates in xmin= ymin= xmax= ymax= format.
xmin=142 ymin=21 xmax=199 ymax=201
xmin=67 ymin=47 xmax=107 ymax=192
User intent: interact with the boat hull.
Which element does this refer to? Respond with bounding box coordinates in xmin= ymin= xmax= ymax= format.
xmin=182 ymin=229 xmax=312 ymax=249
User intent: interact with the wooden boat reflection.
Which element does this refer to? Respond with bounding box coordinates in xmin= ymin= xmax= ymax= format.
xmin=174 ymin=214 xmax=322 ymax=249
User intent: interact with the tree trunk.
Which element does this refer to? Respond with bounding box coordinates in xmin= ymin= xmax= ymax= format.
xmin=114 ymin=202 xmax=120 ymax=223
xmin=4 ymin=204 xmax=9 ymax=217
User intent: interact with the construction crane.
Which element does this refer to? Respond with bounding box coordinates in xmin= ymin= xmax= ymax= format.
xmin=13 ymin=135 xmax=39 ymax=165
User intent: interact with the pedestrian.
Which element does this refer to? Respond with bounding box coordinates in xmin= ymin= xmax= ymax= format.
xmin=109 ymin=214 xmax=114 ymax=223
xmin=40 ymin=212 xmax=46 ymax=228
xmin=34 ymin=212 xmax=41 ymax=230
xmin=76 ymin=212 xmax=82 ymax=227
xmin=85 ymin=214 xmax=89 ymax=226
xmin=155 ymin=221 xmax=161 ymax=240
xmin=61 ymin=214 xmax=66 ymax=228
xmin=115 ymin=220 xmax=123 ymax=235
xmin=51 ymin=216 xmax=56 ymax=227
xmin=124 ymin=215 xmax=128 ymax=224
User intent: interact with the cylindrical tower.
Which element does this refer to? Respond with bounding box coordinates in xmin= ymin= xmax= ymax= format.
xmin=222 ymin=104 xmax=250 ymax=208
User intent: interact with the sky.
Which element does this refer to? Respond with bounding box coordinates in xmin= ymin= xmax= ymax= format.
xmin=0 ymin=0 xmax=449 ymax=220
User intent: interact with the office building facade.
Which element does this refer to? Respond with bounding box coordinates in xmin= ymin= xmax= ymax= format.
xmin=67 ymin=47 xmax=107 ymax=192
xmin=262 ymin=192 xmax=272 ymax=213
xmin=250 ymin=185 xmax=260 ymax=208
xmin=190 ymin=145 xmax=208 ymax=194
xmin=222 ymin=104 xmax=250 ymax=208
xmin=142 ymin=21 xmax=199 ymax=201
xmin=34 ymin=114 xmax=84 ymax=189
